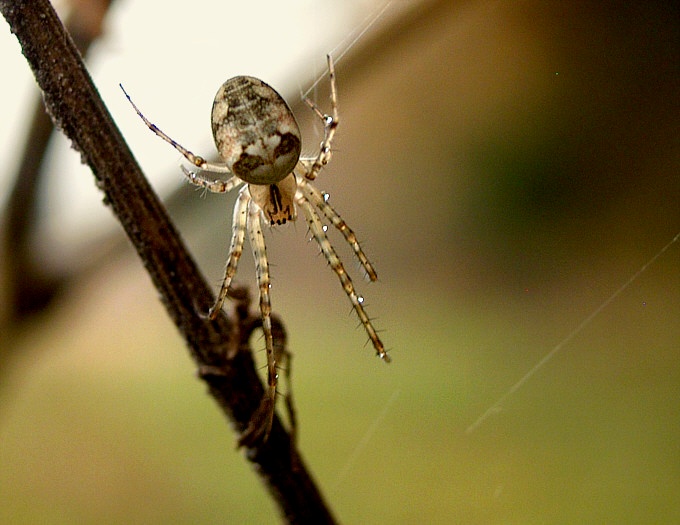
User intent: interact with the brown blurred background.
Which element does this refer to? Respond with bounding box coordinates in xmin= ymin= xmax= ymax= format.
xmin=1 ymin=0 xmax=678 ymax=523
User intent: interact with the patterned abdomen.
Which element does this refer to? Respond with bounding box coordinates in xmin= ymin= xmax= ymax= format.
xmin=211 ymin=76 xmax=301 ymax=185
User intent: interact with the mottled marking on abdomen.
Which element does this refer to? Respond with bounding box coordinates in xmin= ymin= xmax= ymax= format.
xmin=211 ymin=76 xmax=301 ymax=185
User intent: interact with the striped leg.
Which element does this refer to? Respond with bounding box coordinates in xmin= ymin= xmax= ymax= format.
xmin=120 ymin=83 xmax=233 ymax=174
xmin=208 ymin=185 xmax=250 ymax=319
xmin=297 ymin=177 xmax=377 ymax=281
xmin=242 ymin=200 xmax=278 ymax=442
xmin=297 ymin=195 xmax=389 ymax=362
xmin=181 ymin=165 xmax=243 ymax=194
xmin=300 ymin=55 xmax=339 ymax=181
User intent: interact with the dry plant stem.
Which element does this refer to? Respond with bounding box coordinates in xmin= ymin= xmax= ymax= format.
xmin=0 ymin=1 xmax=335 ymax=523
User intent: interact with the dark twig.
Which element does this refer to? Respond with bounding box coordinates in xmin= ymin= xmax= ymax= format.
xmin=230 ymin=286 xmax=297 ymax=446
xmin=0 ymin=1 xmax=335 ymax=522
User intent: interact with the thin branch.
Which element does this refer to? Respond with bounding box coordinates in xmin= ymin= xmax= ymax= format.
xmin=0 ymin=1 xmax=335 ymax=522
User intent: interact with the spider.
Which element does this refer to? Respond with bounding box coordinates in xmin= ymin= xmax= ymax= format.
xmin=121 ymin=55 xmax=388 ymax=444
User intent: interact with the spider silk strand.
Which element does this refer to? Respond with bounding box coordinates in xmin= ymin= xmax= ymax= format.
xmin=466 ymin=231 xmax=680 ymax=435
xmin=302 ymin=0 xmax=394 ymax=100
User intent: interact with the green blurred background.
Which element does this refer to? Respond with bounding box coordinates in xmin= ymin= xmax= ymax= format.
xmin=1 ymin=0 xmax=678 ymax=523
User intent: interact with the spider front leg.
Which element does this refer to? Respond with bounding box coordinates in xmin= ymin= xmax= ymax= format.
xmin=302 ymin=55 xmax=339 ymax=181
xmin=208 ymin=186 xmax=249 ymax=319
xmin=120 ymin=84 xmax=233 ymax=175
xmin=237 ymin=197 xmax=278 ymax=445
xmin=297 ymin=195 xmax=390 ymax=363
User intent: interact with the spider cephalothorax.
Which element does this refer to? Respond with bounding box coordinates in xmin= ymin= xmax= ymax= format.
xmin=122 ymin=55 xmax=388 ymax=444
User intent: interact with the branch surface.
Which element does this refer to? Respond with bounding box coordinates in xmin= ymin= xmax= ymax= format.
xmin=0 ymin=1 xmax=335 ymax=522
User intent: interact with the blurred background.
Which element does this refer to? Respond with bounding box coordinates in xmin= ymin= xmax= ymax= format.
xmin=1 ymin=0 xmax=678 ymax=522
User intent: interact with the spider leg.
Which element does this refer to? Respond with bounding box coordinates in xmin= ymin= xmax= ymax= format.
xmin=300 ymin=55 xmax=339 ymax=181
xmin=120 ymin=84 xmax=232 ymax=174
xmin=297 ymin=177 xmax=377 ymax=281
xmin=181 ymin=166 xmax=243 ymax=194
xmin=208 ymin=185 xmax=250 ymax=319
xmin=241 ymin=199 xmax=278 ymax=443
xmin=297 ymin=195 xmax=390 ymax=362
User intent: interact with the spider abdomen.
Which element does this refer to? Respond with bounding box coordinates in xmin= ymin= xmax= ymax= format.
xmin=211 ymin=76 xmax=301 ymax=185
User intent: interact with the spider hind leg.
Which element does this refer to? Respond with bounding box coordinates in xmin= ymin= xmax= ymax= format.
xmin=237 ymin=200 xmax=279 ymax=445
xmin=298 ymin=177 xmax=378 ymax=281
xmin=208 ymin=186 xmax=250 ymax=320
xmin=297 ymin=193 xmax=389 ymax=363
